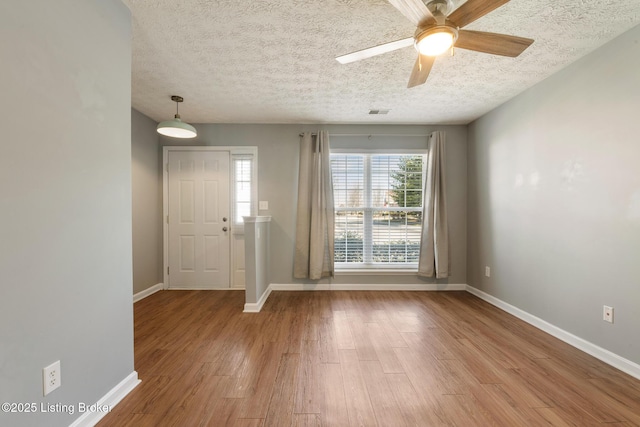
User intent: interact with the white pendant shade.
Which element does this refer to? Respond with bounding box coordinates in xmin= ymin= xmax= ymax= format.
xmin=157 ymin=117 xmax=197 ymax=138
xmin=157 ymin=95 xmax=197 ymax=138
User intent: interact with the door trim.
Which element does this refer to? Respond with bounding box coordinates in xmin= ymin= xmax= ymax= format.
xmin=163 ymin=146 xmax=258 ymax=289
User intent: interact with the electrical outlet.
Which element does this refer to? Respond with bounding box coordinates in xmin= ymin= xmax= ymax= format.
xmin=43 ymin=360 xmax=61 ymax=396
xmin=485 ymin=266 xmax=491 ymax=277
xmin=603 ymin=306 xmax=614 ymax=324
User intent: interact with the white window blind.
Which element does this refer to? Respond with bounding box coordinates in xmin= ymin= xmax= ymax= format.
xmin=331 ymin=153 xmax=425 ymax=268
xmin=232 ymin=156 xmax=253 ymax=226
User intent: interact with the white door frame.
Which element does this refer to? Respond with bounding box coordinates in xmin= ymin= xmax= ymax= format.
xmin=163 ymin=146 xmax=258 ymax=289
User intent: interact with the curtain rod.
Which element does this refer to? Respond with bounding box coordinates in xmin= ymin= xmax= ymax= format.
xmin=299 ymin=133 xmax=432 ymax=137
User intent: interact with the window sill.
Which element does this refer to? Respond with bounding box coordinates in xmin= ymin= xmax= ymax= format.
xmin=335 ymin=269 xmax=418 ymax=276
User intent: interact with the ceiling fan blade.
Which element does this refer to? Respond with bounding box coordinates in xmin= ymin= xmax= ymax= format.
xmin=455 ymin=30 xmax=533 ymax=57
xmin=407 ymin=54 xmax=435 ymax=88
xmin=388 ymin=0 xmax=435 ymax=27
xmin=448 ymin=0 xmax=510 ymax=28
xmin=336 ymin=37 xmax=414 ymax=64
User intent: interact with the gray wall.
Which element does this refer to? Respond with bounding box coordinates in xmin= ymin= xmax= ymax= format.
xmin=132 ymin=109 xmax=163 ymax=294
xmin=161 ymin=123 xmax=467 ymax=285
xmin=0 ymin=1 xmax=134 ymax=426
xmin=467 ymin=24 xmax=640 ymax=365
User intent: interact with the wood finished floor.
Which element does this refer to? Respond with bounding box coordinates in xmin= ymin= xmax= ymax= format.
xmin=98 ymin=290 xmax=640 ymax=426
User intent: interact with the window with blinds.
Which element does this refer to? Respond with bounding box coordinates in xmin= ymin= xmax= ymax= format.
xmin=331 ymin=153 xmax=425 ymax=269
xmin=233 ymin=156 xmax=253 ymax=226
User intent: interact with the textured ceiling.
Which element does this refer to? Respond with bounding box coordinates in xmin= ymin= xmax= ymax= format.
xmin=124 ymin=0 xmax=640 ymax=125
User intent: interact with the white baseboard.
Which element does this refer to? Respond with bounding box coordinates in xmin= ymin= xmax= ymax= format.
xmin=242 ymin=282 xmax=464 ymax=313
xmin=69 ymin=371 xmax=140 ymax=427
xmin=243 ymin=286 xmax=272 ymax=313
xmin=133 ymin=283 xmax=163 ymax=303
xmin=466 ymin=285 xmax=640 ymax=380
xmin=270 ymin=283 xmax=467 ymax=291
xmin=164 ymin=287 xmax=244 ymax=291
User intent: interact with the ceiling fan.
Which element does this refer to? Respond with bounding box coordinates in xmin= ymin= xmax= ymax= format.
xmin=336 ymin=0 xmax=534 ymax=88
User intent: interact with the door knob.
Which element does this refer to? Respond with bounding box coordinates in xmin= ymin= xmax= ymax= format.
xmin=222 ymin=227 xmax=228 ymax=232
xmin=223 ymin=217 xmax=228 ymax=222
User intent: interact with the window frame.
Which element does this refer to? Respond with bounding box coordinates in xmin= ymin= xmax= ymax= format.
xmin=331 ymin=148 xmax=427 ymax=272
xmin=231 ymin=148 xmax=258 ymax=234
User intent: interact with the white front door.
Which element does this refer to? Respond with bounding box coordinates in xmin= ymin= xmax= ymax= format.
xmin=167 ymin=150 xmax=230 ymax=289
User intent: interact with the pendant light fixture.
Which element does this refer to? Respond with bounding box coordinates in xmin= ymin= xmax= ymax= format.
xmin=157 ymin=95 xmax=197 ymax=138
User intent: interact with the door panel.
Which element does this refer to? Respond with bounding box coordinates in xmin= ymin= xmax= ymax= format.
xmin=179 ymin=180 xmax=195 ymax=223
xmin=179 ymin=235 xmax=195 ymax=272
xmin=168 ymin=151 xmax=230 ymax=288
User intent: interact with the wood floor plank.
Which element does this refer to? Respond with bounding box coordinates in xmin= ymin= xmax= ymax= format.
xmin=198 ymin=395 xmax=241 ymax=426
xmin=384 ymin=373 xmax=450 ymax=426
xmin=448 ymin=337 xmax=506 ymax=384
xmin=510 ymin=362 xmax=615 ymax=425
xmin=366 ymin=322 xmax=405 ymax=374
xmin=401 ymin=329 xmax=457 ymax=361
xmin=332 ymin=310 xmax=355 ymax=350
xmin=232 ymin=419 xmax=264 ymax=427
xmin=439 ymin=393 xmax=499 ymax=427
xmin=349 ymin=318 xmax=379 ymax=361
xmin=301 ymin=298 xmax=321 ymax=341
xmin=586 ymin=377 xmax=640 ymax=425
xmin=212 ymin=339 xmax=258 ymax=376
xmin=533 ymin=407 xmax=574 ymax=427
xmin=225 ymin=338 xmax=275 ymax=399
xmin=291 ymin=413 xmax=322 ymax=427
xmin=492 ymin=370 xmax=551 ymax=409
xmin=469 ymin=383 xmax=551 ymax=426
xmin=293 ymin=340 xmax=323 ymax=414
xmin=359 ymin=360 xmax=407 ymax=426
xmin=394 ymin=343 xmax=466 ymax=395
xmin=371 ymin=309 xmax=409 ymax=348
xmin=132 ymin=362 xmax=207 ymax=418
xmin=97 ymin=290 xmax=640 ymax=427
xmin=99 ymin=413 xmax=160 ymax=427
xmin=317 ymin=317 xmax=340 ymax=364
xmin=319 ymin=361 xmax=350 ymax=427
xmin=339 ymin=349 xmax=377 ymax=427
xmin=383 ymin=301 xmax=426 ymax=332
xmin=237 ymin=339 xmax=288 ymax=419
xmin=443 ymin=293 xmax=551 ymax=360
xmin=106 ymin=375 xmax=171 ymax=416
xmin=264 ymin=353 xmax=300 ymax=427
xmin=151 ymin=367 xmax=230 ymax=424
xmin=530 ymin=357 xmax=625 ymax=423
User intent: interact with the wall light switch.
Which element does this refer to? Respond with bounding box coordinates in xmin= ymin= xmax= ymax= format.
xmin=259 ymin=201 xmax=269 ymax=210
xmin=485 ymin=266 xmax=491 ymax=278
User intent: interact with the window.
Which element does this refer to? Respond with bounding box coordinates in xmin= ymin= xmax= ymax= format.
xmin=331 ymin=152 xmax=425 ymax=269
xmin=234 ymin=158 xmax=252 ymax=223
xmin=231 ymin=149 xmax=257 ymax=233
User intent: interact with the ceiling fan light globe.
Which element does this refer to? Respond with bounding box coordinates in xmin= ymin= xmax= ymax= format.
xmin=417 ymin=31 xmax=454 ymax=56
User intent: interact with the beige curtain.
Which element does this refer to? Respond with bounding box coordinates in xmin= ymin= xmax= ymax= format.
xmin=418 ymin=131 xmax=449 ymax=278
xmin=293 ymin=131 xmax=335 ymax=279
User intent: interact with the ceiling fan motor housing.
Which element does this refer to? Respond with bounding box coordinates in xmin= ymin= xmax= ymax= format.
xmin=425 ymin=0 xmax=455 ymax=15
